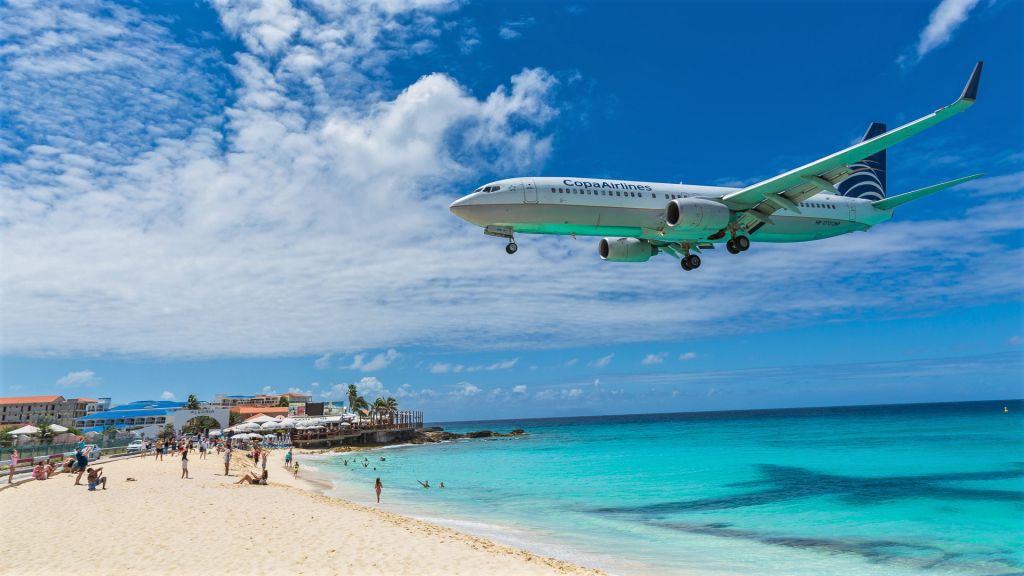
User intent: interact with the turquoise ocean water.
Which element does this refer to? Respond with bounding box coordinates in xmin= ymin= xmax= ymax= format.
xmin=308 ymin=401 xmax=1024 ymax=575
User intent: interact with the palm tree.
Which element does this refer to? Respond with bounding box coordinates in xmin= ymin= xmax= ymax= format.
xmin=186 ymin=394 xmax=201 ymax=410
xmin=33 ymin=416 xmax=56 ymax=445
xmin=372 ymin=398 xmax=387 ymax=426
xmin=384 ymin=397 xmax=398 ymax=425
xmin=347 ymin=384 xmax=359 ymax=413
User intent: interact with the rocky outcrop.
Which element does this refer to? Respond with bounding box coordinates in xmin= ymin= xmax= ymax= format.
xmin=408 ymin=428 xmax=527 ymax=444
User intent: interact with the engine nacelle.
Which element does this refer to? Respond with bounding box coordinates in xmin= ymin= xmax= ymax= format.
xmin=599 ymin=237 xmax=657 ymax=263
xmin=665 ymin=197 xmax=731 ymax=233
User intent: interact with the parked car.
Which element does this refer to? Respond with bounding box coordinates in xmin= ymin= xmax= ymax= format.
xmin=85 ymin=444 xmax=101 ymax=461
xmin=126 ymin=440 xmax=146 ymax=453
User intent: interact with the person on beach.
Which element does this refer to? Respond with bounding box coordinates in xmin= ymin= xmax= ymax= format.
xmin=439 ymin=482 xmax=444 ymax=488
xmin=375 ymin=477 xmax=383 ymax=503
xmin=417 ymin=480 xmax=429 ymax=488
xmin=73 ymin=446 xmax=90 ymax=485
xmin=156 ymin=439 xmax=164 ymax=461
xmin=32 ymin=462 xmax=47 ymax=480
xmin=236 ymin=470 xmax=268 ymax=485
xmin=181 ymin=450 xmax=190 ymax=479
xmin=199 ymin=441 xmax=207 ymax=460
xmin=86 ymin=467 xmax=106 ymax=490
xmin=261 ymin=451 xmax=267 ymax=472
xmin=293 ymin=461 xmax=299 ymax=478
xmin=7 ymin=450 xmax=18 ymax=484
xmin=285 ymin=449 xmax=292 ymax=467
xmin=222 ymin=447 xmax=232 ymax=476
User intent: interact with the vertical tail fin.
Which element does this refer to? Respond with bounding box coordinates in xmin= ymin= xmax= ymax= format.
xmin=837 ymin=122 xmax=887 ymax=201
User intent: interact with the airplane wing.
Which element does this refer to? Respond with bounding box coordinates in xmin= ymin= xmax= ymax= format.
xmin=721 ymin=61 xmax=983 ymax=230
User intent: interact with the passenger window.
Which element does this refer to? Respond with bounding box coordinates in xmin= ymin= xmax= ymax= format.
xmin=616 ymin=191 xmax=621 ymax=196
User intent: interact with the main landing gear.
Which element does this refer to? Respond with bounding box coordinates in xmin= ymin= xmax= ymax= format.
xmin=505 ymin=241 xmax=518 ymax=255
xmin=680 ymin=254 xmax=701 ymax=271
xmin=726 ymin=235 xmax=750 ymax=254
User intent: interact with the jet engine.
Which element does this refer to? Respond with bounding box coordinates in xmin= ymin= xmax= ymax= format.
xmin=599 ymin=237 xmax=658 ymax=262
xmin=665 ymin=198 xmax=730 ymax=233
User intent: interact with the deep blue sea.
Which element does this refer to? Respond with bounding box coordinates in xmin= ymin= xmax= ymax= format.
xmin=309 ymin=401 xmax=1024 ymax=575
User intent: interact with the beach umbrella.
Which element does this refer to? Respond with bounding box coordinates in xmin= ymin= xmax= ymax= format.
xmin=6 ymin=425 xmax=39 ymax=435
xmin=261 ymin=421 xmax=280 ymax=430
xmin=50 ymin=424 xmax=69 ymax=433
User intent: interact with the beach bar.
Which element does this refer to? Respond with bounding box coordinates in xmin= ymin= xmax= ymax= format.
xmin=289 ymin=410 xmax=424 ymax=448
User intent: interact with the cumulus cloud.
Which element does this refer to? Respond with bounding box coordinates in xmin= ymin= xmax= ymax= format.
xmin=348 ymin=349 xmax=400 ymax=372
xmin=55 ymin=370 xmax=98 ymax=388
xmin=324 ymin=375 xmax=388 ymax=401
xmin=314 ymin=353 xmax=332 ymax=370
xmin=160 ymin=390 xmax=176 ymax=400
xmin=536 ymin=387 xmax=582 ymax=400
xmin=679 ymin=352 xmax=698 ymax=361
xmin=961 ymin=171 xmax=1024 ymax=196
xmin=498 ymin=18 xmax=534 ymax=40
xmin=512 ymin=384 xmax=527 ymax=394
xmin=429 ymin=358 xmax=517 ymax=373
xmin=914 ymin=0 xmax=980 ymax=59
xmin=641 ymin=353 xmax=665 ymax=365
xmin=589 ymin=354 xmax=614 ymax=368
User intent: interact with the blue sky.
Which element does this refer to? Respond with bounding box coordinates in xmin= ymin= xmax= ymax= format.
xmin=1 ymin=0 xmax=1021 ymax=422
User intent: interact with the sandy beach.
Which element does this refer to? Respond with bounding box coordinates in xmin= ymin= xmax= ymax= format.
xmin=0 ymin=450 xmax=602 ymax=576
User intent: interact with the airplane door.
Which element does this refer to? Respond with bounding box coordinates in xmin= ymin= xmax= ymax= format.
xmin=847 ymin=201 xmax=857 ymax=222
xmin=523 ymin=178 xmax=538 ymax=203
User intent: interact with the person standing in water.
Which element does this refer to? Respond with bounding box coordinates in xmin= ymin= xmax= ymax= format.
xmin=374 ymin=477 xmax=383 ymax=503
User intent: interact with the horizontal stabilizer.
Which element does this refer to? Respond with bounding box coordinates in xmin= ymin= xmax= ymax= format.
xmin=872 ymin=173 xmax=983 ymax=211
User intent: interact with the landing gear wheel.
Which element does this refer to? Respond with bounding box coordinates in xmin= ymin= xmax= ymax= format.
xmin=505 ymin=242 xmax=518 ymax=255
xmin=681 ymin=258 xmax=692 ymax=271
xmin=735 ymin=236 xmax=750 ymax=251
xmin=686 ymin=254 xmax=702 ymax=269
xmin=726 ymin=239 xmax=739 ymax=254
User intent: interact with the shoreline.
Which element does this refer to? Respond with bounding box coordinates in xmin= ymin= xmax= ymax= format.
xmin=0 ymin=447 xmax=604 ymax=576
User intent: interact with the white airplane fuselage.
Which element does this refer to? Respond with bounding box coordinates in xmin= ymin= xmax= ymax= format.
xmin=450 ymin=176 xmax=892 ymax=245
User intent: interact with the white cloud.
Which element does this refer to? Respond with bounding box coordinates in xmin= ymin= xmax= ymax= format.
xmin=323 ymin=375 xmax=387 ymax=401
xmin=914 ymin=0 xmax=981 ymax=59
xmin=452 ymin=382 xmax=481 ymax=396
xmin=512 ymin=384 xmax=527 ymax=394
xmin=563 ymin=358 xmax=578 ymax=367
xmin=160 ymin=390 xmax=176 ymax=401
xmin=348 ymin=349 xmax=400 ymax=372
xmin=536 ymin=387 xmax=583 ymax=400
xmin=679 ymin=352 xmax=698 ymax=361
xmin=961 ymin=171 xmax=1024 ymax=196
xmin=641 ymin=353 xmax=665 ymax=365
xmin=314 ymin=353 xmax=332 ymax=370
xmin=589 ymin=354 xmax=614 ymax=368
xmin=430 ymin=358 xmax=517 ymax=373
xmin=498 ymin=17 xmax=534 ymax=40
xmin=55 ymin=370 xmax=98 ymax=388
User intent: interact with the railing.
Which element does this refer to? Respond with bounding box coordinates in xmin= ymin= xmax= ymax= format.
xmin=1 ymin=438 xmax=134 ymax=467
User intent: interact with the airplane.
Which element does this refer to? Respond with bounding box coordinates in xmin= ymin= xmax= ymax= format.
xmin=449 ymin=61 xmax=984 ymax=271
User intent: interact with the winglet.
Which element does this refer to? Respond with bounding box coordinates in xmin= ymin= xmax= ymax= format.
xmin=959 ymin=60 xmax=983 ymax=102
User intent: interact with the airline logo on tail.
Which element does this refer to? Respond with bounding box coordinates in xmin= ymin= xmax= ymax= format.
xmin=838 ymin=122 xmax=887 ymax=201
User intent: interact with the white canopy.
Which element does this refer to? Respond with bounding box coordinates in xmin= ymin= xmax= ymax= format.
xmin=50 ymin=424 xmax=69 ymax=433
xmin=244 ymin=415 xmax=277 ymax=424
xmin=261 ymin=421 xmax=282 ymax=430
xmin=231 ymin=422 xmax=261 ymax=432
xmin=6 ymin=425 xmax=39 ymax=435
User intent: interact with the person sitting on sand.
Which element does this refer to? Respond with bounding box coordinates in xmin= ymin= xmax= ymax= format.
xmin=417 ymin=480 xmax=429 ymax=488
xmin=86 ymin=467 xmax=107 ymax=490
xmin=45 ymin=462 xmax=57 ymax=477
xmin=235 ymin=470 xmax=268 ymax=485
xmin=62 ymin=457 xmax=75 ymax=473
xmin=32 ymin=462 xmax=47 ymax=480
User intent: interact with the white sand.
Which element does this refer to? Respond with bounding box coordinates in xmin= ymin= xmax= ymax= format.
xmin=0 ymin=449 xmax=602 ymax=576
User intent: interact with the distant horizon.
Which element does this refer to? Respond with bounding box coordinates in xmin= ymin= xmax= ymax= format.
xmin=427 ymin=397 xmax=1023 ymax=427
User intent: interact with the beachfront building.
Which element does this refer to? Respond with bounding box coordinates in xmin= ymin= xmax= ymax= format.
xmin=0 ymin=395 xmax=107 ymax=427
xmin=74 ymin=400 xmax=231 ymax=437
xmin=213 ymin=392 xmax=312 ymax=408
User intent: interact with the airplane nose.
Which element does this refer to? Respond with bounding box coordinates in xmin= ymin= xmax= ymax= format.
xmin=449 ymin=194 xmax=474 ymax=219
